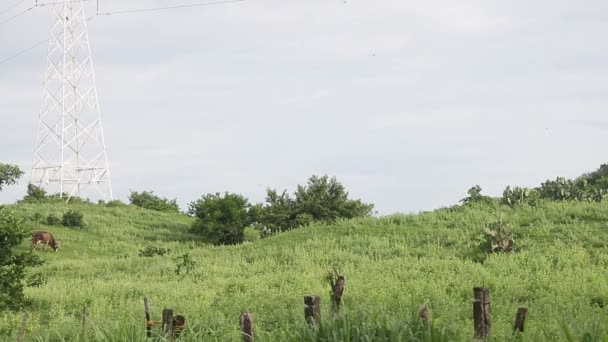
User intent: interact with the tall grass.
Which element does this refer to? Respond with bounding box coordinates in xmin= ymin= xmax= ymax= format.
xmin=1 ymin=200 xmax=608 ymax=340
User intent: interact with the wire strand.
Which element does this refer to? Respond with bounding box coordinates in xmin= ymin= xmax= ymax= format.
xmin=97 ymin=0 xmax=246 ymax=16
xmin=0 ymin=5 xmax=36 ymax=25
xmin=0 ymin=0 xmax=26 ymax=16
xmin=0 ymin=38 xmax=48 ymax=66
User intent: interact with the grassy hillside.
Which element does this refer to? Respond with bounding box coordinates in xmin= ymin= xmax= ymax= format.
xmin=1 ymin=200 xmax=608 ymax=341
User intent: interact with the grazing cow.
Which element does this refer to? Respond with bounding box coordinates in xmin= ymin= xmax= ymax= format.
xmin=31 ymin=231 xmax=59 ymax=252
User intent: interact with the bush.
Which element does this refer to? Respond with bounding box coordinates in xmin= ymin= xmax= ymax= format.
xmin=502 ymin=186 xmax=540 ymax=207
xmin=460 ymin=185 xmax=496 ymax=206
xmin=174 ymin=253 xmax=196 ymax=276
xmin=61 ymin=210 xmax=85 ymax=228
xmin=22 ymin=184 xmax=47 ymax=202
xmin=105 ymin=200 xmax=126 ymax=208
xmin=128 ymin=191 xmax=179 ymax=213
xmin=138 ymin=246 xmax=169 ymax=257
xmin=0 ymin=211 xmax=43 ymax=310
xmin=46 ymin=214 xmax=60 ymax=225
xmin=259 ymin=175 xmax=374 ymax=233
xmin=189 ymin=192 xmax=253 ymax=245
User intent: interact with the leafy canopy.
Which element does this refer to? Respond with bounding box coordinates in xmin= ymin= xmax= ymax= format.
xmin=0 ymin=163 xmax=24 ymax=191
xmin=128 ymin=191 xmax=179 ymax=213
xmin=0 ymin=163 xmax=42 ymax=310
xmin=188 ymin=192 xmax=254 ymax=245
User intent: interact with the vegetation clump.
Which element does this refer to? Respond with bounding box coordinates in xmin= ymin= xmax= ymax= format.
xmin=128 ymin=190 xmax=179 ymax=213
xmin=138 ymin=246 xmax=169 ymax=257
xmin=46 ymin=213 xmax=60 ymax=225
xmin=188 ymin=192 xmax=254 ymax=245
xmin=0 ymin=163 xmax=42 ymax=310
xmin=61 ymin=210 xmax=86 ymax=229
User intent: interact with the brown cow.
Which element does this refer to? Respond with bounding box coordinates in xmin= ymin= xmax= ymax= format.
xmin=31 ymin=231 xmax=59 ymax=252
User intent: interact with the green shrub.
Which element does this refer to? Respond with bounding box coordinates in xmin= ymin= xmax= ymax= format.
xmin=0 ymin=211 xmax=43 ymax=310
xmin=259 ymin=175 xmax=374 ymax=233
xmin=502 ymin=186 xmax=540 ymax=207
xmin=46 ymin=213 xmax=60 ymax=225
xmin=22 ymin=184 xmax=47 ymax=202
xmin=243 ymin=227 xmax=261 ymax=242
xmin=105 ymin=200 xmax=127 ymax=208
xmin=138 ymin=246 xmax=169 ymax=257
xmin=174 ymin=253 xmax=196 ymax=276
xmin=189 ymin=192 xmax=252 ymax=245
xmin=61 ymin=210 xmax=85 ymax=228
xmin=128 ymin=191 xmax=179 ymax=212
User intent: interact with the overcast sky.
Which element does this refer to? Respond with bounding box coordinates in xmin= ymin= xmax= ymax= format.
xmin=1 ymin=0 xmax=607 ymax=214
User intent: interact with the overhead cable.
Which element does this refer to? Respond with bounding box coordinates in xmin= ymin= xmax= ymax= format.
xmin=0 ymin=38 xmax=47 ymax=66
xmin=96 ymin=0 xmax=246 ymax=16
xmin=0 ymin=0 xmax=26 ymax=16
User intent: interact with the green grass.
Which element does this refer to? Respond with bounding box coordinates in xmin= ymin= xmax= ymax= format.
xmin=1 ymin=200 xmax=608 ymax=341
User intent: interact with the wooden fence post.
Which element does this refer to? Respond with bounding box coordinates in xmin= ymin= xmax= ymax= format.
xmin=81 ymin=305 xmax=88 ymax=341
xmin=514 ymin=308 xmax=528 ymax=333
xmin=473 ymin=287 xmax=491 ymax=339
xmin=173 ymin=315 xmax=186 ymax=338
xmin=16 ymin=313 xmax=28 ymax=342
xmin=304 ymin=296 xmax=321 ymax=325
xmin=144 ymin=298 xmax=152 ymax=338
xmin=240 ymin=312 xmax=254 ymax=342
xmin=419 ymin=306 xmax=429 ymax=326
xmin=162 ymin=308 xmax=174 ymax=340
xmin=330 ymin=276 xmax=345 ymax=316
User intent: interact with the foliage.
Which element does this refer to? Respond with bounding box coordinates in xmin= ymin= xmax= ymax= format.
xmin=0 ymin=163 xmax=23 ymax=191
xmin=259 ymin=175 xmax=374 ymax=234
xmin=61 ymin=210 xmax=86 ymax=229
xmin=138 ymin=246 xmax=169 ymax=257
xmin=459 ymin=185 xmax=496 ymax=206
xmin=105 ymin=200 xmax=127 ymax=208
xmin=1 ymin=201 xmax=608 ymax=340
xmin=46 ymin=213 xmax=60 ymax=225
xmin=188 ymin=192 xmax=253 ymax=245
xmin=174 ymin=252 xmax=196 ymax=276
xmin=0 ymin=211 xmax=43 ymax=310
xmin=501 ymin=186 xmax=540 ymax=207
xmin=481 ymin=220 xmax=514 ymax=253
xmin=128 ymin=191 xmax=179 ymax=213
xmin=22 ymin=184 xmax=47 ymax=202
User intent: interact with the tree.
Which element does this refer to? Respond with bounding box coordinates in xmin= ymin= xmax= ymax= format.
xmin=259 ymin=175 xmax=374 ymax=233
xmin=0 ymin=163 xmax=24 ymax=191
xmin=460 ymin=185 xmax=496 ymax=206
xmin=188 ymin=192 xmax=254 ymax=245
xmin=128 ymin=191 xmax=179 ymax=213
xmin=293 ymin=175 xmax=373 ymax=221
xmin=22 ymin=184 xmax=47 ymax=202
xmin=0 ymin=164 xmax=42 ymax=310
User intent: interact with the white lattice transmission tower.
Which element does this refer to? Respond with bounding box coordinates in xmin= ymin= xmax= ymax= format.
xmin=30 ymin=0 xmax=112 ymax=201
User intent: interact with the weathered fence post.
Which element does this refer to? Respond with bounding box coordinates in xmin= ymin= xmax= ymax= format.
xmin=162 ymin=308 xmax=174 ymax=340
xmin=240 ymin=312 xmax=254 ymax=342
xmin=16 ymin=313 xmax=28 ymax=342
xmin=419 ymin=306 xmax=429 ymax=326
xmin=473 ymin=287 xmax=491 ymax=339
xmin=513 ymin=308 xmax=528 ymax=333
xmin=81 ymin=305 xmax=88 ymax=341
xmin=173 ymin=315 xmax=186 ymax=338
xmin=144 ymin=298 xmax=152 ymax=338
xmin=330 ymin=275 xmax=345 ymax=316
xmin=304 ymin=296 xmax=321 ymax=325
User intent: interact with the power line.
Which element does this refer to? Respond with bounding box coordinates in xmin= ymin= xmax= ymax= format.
xmin=0 ymin=5 xmax=36 ymax=25
xmin=0 ymin=0 xmax=26 ymax=16
xmin=96 ymin=0 xmax=246 ymax=16
xmin=0 ymin=38 xmax=47 ymax=66
xmin=0 ymin=0 xmax=89 ymax=26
